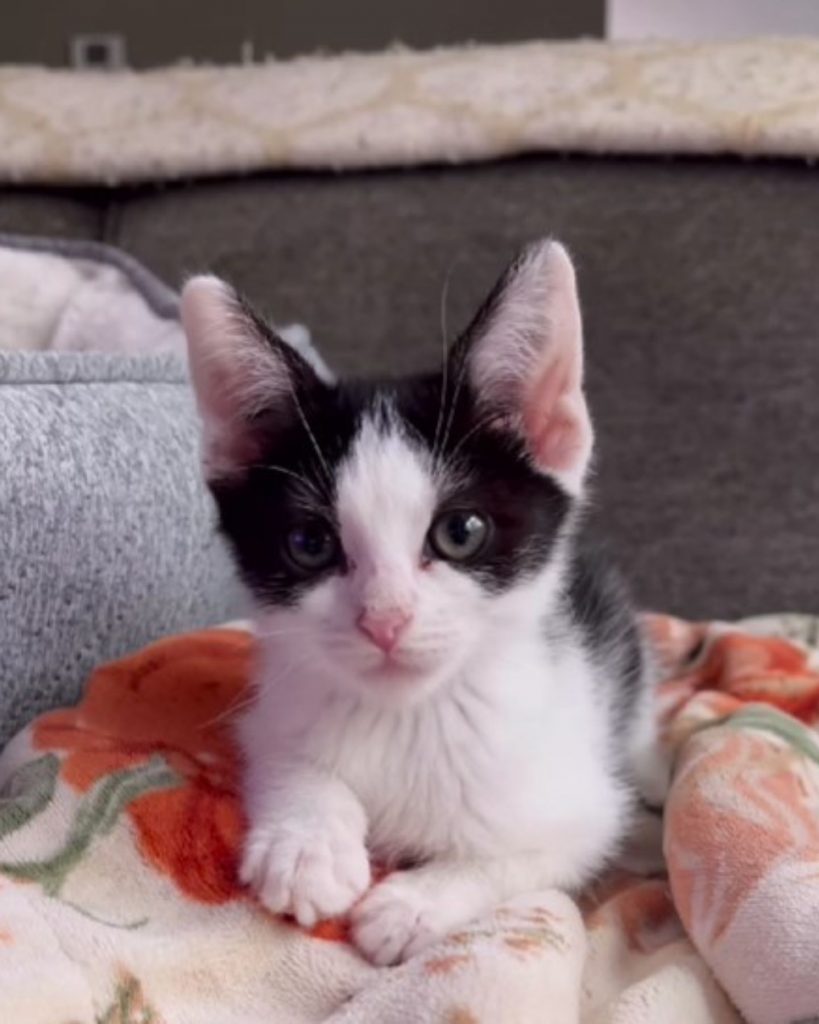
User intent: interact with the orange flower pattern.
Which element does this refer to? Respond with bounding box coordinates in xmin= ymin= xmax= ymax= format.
xmin=0 ymin=612 xmax=817 ymax=1024
xmin=644 ymin=613 xmax=819 ymax=1024
xmin=31 ymin=629 xmax=252 ymax=904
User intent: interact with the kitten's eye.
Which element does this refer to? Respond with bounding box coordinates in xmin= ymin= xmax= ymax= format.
xmin=428 ymin=510 xmax=490 ymax=562
xmin=285 ymin=521 xmax=339 ymax=572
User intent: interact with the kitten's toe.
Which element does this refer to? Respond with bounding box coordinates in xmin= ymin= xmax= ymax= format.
xmin=351 ymin=874 xmax=457 ymax=966
xmin=241 ymin=820 xmax=370 ymax=927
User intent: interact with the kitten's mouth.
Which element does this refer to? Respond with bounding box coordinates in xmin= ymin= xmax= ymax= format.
xmin=365 ymin=650 xmax=427 ymax=684
xmin=346 ymin=637 xmax=450 ymax=692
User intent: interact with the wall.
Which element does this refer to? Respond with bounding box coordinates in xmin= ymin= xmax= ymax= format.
xmin=608 ymin=0 xmax=819 ymax=39
xmin=0 ymin=0 xmax=604 ymax=68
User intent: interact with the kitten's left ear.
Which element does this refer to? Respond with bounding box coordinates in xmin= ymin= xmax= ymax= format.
xmin=458 ymin=240 xmax=592 ymax=495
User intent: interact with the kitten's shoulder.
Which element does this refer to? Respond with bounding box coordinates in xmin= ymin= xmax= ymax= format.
xmin=564 ymin=537 xmax=636 ymax=637
xmin=561 ymin=537 xmax=646 ymax=730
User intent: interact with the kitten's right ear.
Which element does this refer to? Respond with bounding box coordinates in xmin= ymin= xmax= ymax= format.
xmin=181 ymin=275 xmax=317 ymax=480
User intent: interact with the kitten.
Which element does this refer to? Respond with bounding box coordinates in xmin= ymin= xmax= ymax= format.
xmin=181 ymin=240 xmax=662 ymax=966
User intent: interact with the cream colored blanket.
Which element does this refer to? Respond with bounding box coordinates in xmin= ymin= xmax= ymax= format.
xmin=1 ymin=613 xmax=818 ymax=1023
xmin=2 ymin=38 xmax=819 ymax=185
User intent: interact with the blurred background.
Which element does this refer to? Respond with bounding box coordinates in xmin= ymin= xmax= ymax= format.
xmin=3 ymin=0 xmax=819 ymax=68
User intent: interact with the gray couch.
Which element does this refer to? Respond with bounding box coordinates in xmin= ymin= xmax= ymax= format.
xmin=2 ymin=153 xmax=817 ymax=735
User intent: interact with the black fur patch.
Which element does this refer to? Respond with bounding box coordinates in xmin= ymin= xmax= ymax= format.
xmin=393 ymin=373 xmax=570 ymax=591
xmin=212 ymin=379 xmax=360 ymax=606
xmin=565 ymin=542 xmax=645 ymax=736
xmin=210 ymin=355 xmax=571 ymax=605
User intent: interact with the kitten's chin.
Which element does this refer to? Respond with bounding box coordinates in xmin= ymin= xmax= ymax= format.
xmin=346 ymin=653 xmax=460 ymax=706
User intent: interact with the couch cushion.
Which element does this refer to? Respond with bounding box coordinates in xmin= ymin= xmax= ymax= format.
xmin=0 ymin=349 xmax=244 ymax=745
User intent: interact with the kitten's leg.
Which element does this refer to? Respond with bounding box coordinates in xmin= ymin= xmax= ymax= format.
xmin=351 ymin=852 xmax=579 ymax=966
xmin=241 ymin=763 xmax=371 ymax=927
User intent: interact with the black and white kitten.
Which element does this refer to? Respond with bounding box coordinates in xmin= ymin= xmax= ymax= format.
xmin=181 ymin=240 xmax=662 ymax=966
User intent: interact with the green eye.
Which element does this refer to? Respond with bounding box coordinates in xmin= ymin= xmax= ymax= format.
xmin=429 ymin=510 xmax=490 ymax=562
xmin=285 ymin=521 xmax=338 ymax=572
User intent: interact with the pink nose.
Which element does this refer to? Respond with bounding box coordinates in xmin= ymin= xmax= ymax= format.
xmin=356 ymin=608 xmax=412 ymax=653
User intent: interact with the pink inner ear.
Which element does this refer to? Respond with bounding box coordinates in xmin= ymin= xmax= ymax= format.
xmin=204 ymin=414 xmax=265 ymax=477
xmin=522 ymin=353 xmax=593 ymax=487
xmin=182 ymin=275 xmax=291 ymax=479
xmin=185 ymin=333 xmax=265 ymax=476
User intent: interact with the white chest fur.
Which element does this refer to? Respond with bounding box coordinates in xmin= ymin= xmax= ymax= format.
xmin=248 ymin=631 xmax=630 ymax=883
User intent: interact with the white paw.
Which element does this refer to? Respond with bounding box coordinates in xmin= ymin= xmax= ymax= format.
xmin=240 ymin=818 xmax=370 ymax=927
xmin=351 ymin=874 xmax=464 ymax=966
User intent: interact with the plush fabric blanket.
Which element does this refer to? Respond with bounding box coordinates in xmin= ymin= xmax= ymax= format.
xmin=3 ymin=38 xmax=819 ymax=185
xmin=0 ymin=614 xmax=817 ymax=1023
xmin=0 ymin=233 xmax=319 ymax=363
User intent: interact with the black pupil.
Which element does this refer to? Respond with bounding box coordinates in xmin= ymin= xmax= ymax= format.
xmin=448 ymin=513 xmax=479 ymax=547
xmin=297 ymin=526 xmax=328 ymax=558
xmin=287 ymin=521 xmax=338 ymax=573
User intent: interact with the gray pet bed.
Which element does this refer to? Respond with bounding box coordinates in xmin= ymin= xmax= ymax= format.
xmin=0 ymin=236 xmax=246 ymax=744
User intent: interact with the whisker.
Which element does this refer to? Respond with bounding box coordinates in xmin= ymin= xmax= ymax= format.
xmin=440 ymin=409 xmax=500 ymax=470
xmin=201 ymin=649 xmax=314 ymax=729
xmin=438 ymin=344 xmax=471 ymax=467
xmin=434 ymin=408 xmax=499 ymax=485
xmin=248 ymin=463 xmax=334 ymax=520
xmin=251 ymin=463 xmax=324 ymax=499
xmin=253 ymin=625 xmax=319 ymax=641
xmin=204 ymin=691 xmax=259 ymax=728
xmin=283 ymin=377 xmax=334 ymax=496
xmin=432 ymin=259 xmax=458 ymax=465
xmin=289 ymin=494 xmax=334 ymax=518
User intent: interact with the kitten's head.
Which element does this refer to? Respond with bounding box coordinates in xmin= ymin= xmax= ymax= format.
xmin=182 ymin=240 xmax=593 ymax=703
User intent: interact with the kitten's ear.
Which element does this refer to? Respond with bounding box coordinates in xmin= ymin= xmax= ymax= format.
xmin=181 ymin=275 xmax=320 ymax=480
xmin=458 ymin=239 xmax=592 ymax=494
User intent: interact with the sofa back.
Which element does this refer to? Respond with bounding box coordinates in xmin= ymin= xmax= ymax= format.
xmin=3 ymin=152 xmax=817 ymax=623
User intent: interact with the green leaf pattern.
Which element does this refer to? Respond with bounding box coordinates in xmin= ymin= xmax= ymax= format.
xmin=693 ymin=703 xmax=819 ymax=766
xmin=95 ymin=973 xmax=161 ymax=1024
xmin=0 ymin=755 xmax=180 ymax=897
xmin=0 ymin=754 xmax=60 ymax=839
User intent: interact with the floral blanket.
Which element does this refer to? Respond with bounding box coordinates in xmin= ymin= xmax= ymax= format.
xmin=0 ymin=614 xmax=818 ymax=1024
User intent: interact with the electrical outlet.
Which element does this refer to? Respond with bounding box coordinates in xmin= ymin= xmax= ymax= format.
xmin=70 ymin=34 xmax=127 ymax=70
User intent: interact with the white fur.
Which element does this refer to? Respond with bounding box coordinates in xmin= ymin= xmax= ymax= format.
xmin=237 ymin=409 xmax=632 ymax=965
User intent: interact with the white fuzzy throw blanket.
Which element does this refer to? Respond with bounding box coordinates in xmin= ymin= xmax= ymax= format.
xmin=0 ymin=234 xmax=318 ymax=367
xmin=2 ymin=37 xmax=819 ymax=185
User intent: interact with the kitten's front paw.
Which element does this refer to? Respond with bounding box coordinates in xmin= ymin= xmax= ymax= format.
xmin=351 ymin=873 xmax=464 ymax=966
xmin=241 ymin=818 xmax=370 ymax=927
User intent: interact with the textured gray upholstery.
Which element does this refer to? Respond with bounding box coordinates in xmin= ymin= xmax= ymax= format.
xmin=110 ymin=156 xmax=819 ymax=620
xmin=0 ymin=349 xmax=244 ymax=746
